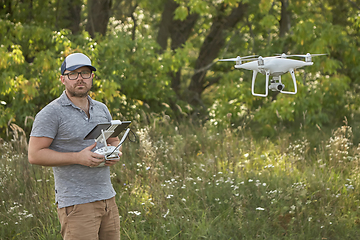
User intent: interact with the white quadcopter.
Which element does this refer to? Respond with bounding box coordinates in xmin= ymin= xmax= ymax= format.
xmin=219 ymin=53 xmax=325 ymax=97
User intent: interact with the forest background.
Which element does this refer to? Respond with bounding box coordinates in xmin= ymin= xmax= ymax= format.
xmin=1 ymin=0 xmax=360 ymax=138
xmin=2 ymin=0 xmax=360 ymax=239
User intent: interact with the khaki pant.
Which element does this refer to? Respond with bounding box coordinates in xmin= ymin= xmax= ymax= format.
xmin=57 ymin=197 xmax=120 ymax=240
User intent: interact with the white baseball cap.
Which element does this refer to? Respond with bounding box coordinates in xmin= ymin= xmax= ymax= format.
xmin=61 ymin=53 xmax=96 ymax=74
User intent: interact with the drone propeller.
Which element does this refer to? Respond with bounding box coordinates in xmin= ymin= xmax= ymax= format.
xmin=275 ymin=53 xmax=326 ymax=57
xmin=218 ymin=58 xmax=239 ymax=62
xmin=218 ymin=55 xmax=258 ymax=64
xmin=274 ymin=53 xmax=326 ymax=62
xmin=289 ymin=53 xmax=326 ymax=57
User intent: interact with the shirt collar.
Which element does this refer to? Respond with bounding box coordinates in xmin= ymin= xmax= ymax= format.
xmin=59 ymin=90 xmax=94 ymax=107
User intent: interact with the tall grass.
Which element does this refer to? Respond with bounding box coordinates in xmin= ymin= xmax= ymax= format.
xmin=1 ymin=120 xmax=360 ymax=239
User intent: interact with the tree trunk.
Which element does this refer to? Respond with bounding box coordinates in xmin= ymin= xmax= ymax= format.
xmin=67 ymin=1 xmax=82 ymax=34
xmin=188 ymin=3 xmax=248 ymax=106
xmin=169 ymin=9 xmax=198 ymax=97
xmin=279 ymin=0 xmax=291 ymax=38
xmin=156 ymin=0 xmax=198 ymax=98
xmin=86 ymin=0 xmax=112 ymax=38
xmin=156 ymin=0 xmax=178 ymax=52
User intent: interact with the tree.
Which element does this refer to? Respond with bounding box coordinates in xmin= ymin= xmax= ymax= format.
xmin=187 ymin=2 xmax=248 ymax=108
xmin=0 ymin=0 xmax=359 ymax=137
xmin=156 ymin=0 xmax=199 ymax=104
xmin=61 ymin=0 xmax=83 ymax=34
xmin=279 ymin=0 xmax=291 ymax=38
xmin=86 ymin=0 xmax=112 ymax=38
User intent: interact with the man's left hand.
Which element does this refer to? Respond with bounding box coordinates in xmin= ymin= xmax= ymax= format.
xmin=104 ymin=151 xmax=122 ymax=166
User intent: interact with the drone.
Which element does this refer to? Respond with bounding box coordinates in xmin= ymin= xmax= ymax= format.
xmin=219 ymin=53 xmax=326 ymax=97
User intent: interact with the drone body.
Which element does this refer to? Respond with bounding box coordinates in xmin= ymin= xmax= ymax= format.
xmin=219 ymin=53 xmax=324 ymax=97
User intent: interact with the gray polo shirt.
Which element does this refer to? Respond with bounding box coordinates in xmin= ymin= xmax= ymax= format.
xmin=30 ymin=91 xmax=116 ymax=208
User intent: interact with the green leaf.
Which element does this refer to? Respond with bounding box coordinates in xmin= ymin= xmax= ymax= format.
xmin=174 ymin=6 xmax=188 ymax=21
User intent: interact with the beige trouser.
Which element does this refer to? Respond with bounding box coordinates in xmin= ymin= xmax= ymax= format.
xmin=57 ymin=197 xmax=120 ymax=240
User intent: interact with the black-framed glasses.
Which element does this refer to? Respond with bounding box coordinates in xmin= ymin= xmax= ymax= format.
xmin=63 ymin=71 xmax=92 ymax=80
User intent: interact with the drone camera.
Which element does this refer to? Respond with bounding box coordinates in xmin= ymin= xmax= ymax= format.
xmin=269 ymin=82 xmax=285 ymax=91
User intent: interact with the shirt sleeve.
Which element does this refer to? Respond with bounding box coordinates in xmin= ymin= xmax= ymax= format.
xmin=30 ymin=104 xmax=60 ymax=139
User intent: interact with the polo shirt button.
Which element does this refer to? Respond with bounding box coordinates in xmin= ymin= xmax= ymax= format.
xmin=85 ymin=117 xmax=88 ymax=121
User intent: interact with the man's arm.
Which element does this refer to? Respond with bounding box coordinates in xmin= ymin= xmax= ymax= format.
xmin=28 ymin=136 xmax=105 ymax=167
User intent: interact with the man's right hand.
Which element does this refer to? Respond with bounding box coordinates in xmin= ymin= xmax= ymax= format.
xmin=78 ymin=143 xmax=105 ymax=167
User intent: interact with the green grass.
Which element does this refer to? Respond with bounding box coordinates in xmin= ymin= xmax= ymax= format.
xmin=1 ymin=121 xmax=360 ymax=239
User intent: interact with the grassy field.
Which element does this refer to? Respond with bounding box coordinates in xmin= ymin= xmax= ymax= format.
xmin=1 ymin=119 xmax=360 ymax=239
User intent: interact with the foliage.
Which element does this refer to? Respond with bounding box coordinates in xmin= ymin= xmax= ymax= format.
xmin=1 ymin=0 xmax=360 ymax=138
xmin=205 ymin=0 xmax=358 ymax=134
xmin=0 ymin=16 xmax=190 ymax=137
xmin=93 ymin=24 xmax=182 ymax=119
xmin=0 ymin=20 xmax=95 ymax=134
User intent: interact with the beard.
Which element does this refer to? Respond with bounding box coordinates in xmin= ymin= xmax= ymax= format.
xmin=66 ymin=80 xmax=92 ymax=98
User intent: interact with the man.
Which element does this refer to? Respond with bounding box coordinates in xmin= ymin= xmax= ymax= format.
xmin=28 ymin=53 xmax=121 ymax=240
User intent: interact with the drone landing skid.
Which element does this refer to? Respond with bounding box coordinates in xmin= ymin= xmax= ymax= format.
xmin=279 ymin=69 xmax=297 ymax=95
xmin=251 ymin=69 xmax=297 ymax=97
xmin=251 ymin=70 xmax=268 ymax=97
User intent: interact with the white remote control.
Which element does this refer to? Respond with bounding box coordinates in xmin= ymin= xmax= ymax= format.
xmin=92 ymin=128 xmax=131 ymax=167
